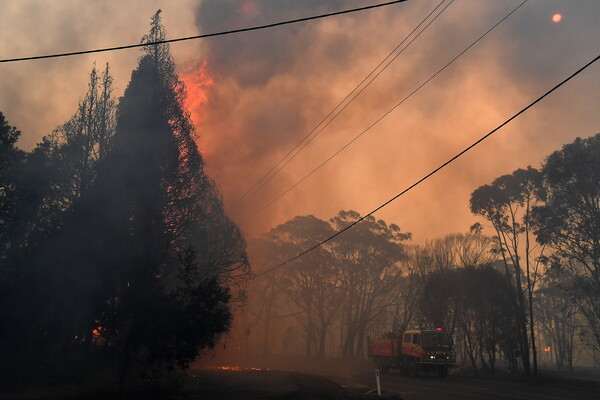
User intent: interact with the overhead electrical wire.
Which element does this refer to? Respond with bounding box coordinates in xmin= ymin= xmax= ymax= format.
xmin=252 ymin=52 xmax=600 ymax=280
xmin=0 ymin=0 xmax=408 ymax=64
xmin=243 ymin=0 xmax=529 ymax=222
xmin=232 ymin=0 xmax=452 ymax=207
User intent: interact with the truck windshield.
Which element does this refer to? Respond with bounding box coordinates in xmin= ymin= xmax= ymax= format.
xmin=421 ymin=332 xmax=452 ymax=350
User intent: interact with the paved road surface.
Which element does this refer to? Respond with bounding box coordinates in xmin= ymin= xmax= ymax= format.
xmin=372 ymin=371 xmax=600 ymax=400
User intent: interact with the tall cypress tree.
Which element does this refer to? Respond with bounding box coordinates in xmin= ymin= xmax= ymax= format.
xmin=0 ymin=11 xmax=247 ymax=386
xmin=68 ymin=10 xmax=249 ymax=379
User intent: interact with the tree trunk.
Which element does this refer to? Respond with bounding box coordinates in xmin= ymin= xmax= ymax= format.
xmin=512 ymin=261 xmax=531 ymax=376
xmin=305 ymin=316 xmax=314 ymax=357
xmin=525 ymin=206 xmax=538 ymax=376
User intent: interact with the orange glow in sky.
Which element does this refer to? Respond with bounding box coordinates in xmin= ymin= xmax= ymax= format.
xmin=552 ymin=13 xmax=562 ymax=23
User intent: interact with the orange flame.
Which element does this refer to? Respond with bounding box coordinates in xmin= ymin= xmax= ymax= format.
xmin=90 ymin=320 xmax=107 ymax=345
xmin=180 ymin=60 xmax=214 ymax=128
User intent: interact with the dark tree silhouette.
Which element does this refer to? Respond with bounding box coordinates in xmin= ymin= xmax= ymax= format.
xmin=262 ymin=215 xmax=340 ymax=358
xmin=329 ymin=211 xmax=410 ymax=359
xmin=0 ymin=113 xmax=30 ymax=384
xmin=534 ymin=133 xmax=600 ymax=353
xmin=470 ymin=167 xmax=546 ymax=376
xmin=247 ymin=211 xmax=410 ymax=359
xmin=535 ymin=265 xmax=580 ymax=374
xmin=64 ymin=10 xmax=249 ymax=380
xmin=0 ymin=64 xmax=118 ymax=385
xmin=418 ymin=267 xmax=516 ymax=376
xmin=0 ymin=11 xmax=248 ymax=387
xmin=0 ymin=112 xmax=25 ymax=260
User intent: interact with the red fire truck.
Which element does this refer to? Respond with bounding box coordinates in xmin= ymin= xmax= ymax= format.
xmin=367 ymin=329 xmax=454 ymax=377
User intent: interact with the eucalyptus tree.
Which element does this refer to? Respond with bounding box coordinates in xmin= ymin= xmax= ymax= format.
xmin=418 ymin=267 xmax=516 ymax=375
xmin=259 ymin=215 xmax=341 ymax=357
xmin=470 ymin=167 xmax=546 ymax=376
xmin=535 ymin=265 xmax=580 ymax=374
xmin=534 ymin=134 xmax=600 ymax=353
xmin=329 ymin=210 xmax=410 ymax=358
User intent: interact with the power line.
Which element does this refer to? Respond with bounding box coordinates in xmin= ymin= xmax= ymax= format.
xmin=243 ymin=0 xmax=528 ymax=221
xmin=253 ymin=52 xmax=600 ymax=280
xmin=233 ymin=0 xmax=453 ymax=208
xmin=233 ymin=0 xmax=451 ymax=206
xmin=0 ymin=0 xmax=409 ymax=64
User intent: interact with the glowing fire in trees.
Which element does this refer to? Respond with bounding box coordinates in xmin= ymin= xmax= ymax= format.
xmin=179 ymin=60 xmax=214 ymax=127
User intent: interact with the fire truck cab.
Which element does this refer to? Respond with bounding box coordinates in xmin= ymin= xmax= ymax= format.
xmin=368 ymin=329 xmax=455 ymax=378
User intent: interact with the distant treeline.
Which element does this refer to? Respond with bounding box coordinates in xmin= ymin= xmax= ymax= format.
xmin=0 ymin=11 xmax=248 ymax=388
xmin=246 ymin=132 xmax=600 ymax=377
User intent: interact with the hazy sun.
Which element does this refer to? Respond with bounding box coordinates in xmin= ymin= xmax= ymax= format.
xmin=552 ymin=13 xmax=562 ymax=23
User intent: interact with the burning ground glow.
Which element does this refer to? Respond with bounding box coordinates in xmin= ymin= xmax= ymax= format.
xmin=207 ymin=366 xmax=269 ymax=371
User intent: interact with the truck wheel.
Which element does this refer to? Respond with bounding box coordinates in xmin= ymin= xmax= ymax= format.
xmin=408 ymin=360 xmax=419 ymax=377
xmin=437 ymin=367 xmax=448 ymax=378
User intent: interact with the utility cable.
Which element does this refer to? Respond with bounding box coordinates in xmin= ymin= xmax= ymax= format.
xmin=232 ymin=0 xmax=451 ymax=207
xmin=0 ymin=0 xmax=408 ymax=63
xmin=243 ymin=0 xmax=528 ymax=221
xmin=253 ymin=52 xmax=600 ymax=279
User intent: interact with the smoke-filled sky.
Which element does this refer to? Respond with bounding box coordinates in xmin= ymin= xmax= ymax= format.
xmin=1 ymin=0 xmax=599 ymax=243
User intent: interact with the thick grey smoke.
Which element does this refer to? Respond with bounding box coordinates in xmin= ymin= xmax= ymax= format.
xmin=196 ymin=0 xmax=366 ymax=87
